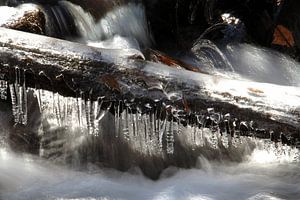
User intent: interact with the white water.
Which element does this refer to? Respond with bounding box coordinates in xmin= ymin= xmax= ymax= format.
xmin=61 ymin=1 xmax=152 ymax=49
xmin=0 ymin=144 xmax=299 ymax=200
xmin=223 ymin=43 xmax=300 ymax=86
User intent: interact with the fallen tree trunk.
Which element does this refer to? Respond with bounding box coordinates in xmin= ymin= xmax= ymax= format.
xmin=0 ymin=27 xmax=299 ymax=139
xmin=1 ymin=27 xmax=300 ymax=179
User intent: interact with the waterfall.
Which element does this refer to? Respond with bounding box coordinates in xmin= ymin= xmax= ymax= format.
xmin=0 ymin=1 xmax=152 ymax=48
xmin=61 ymin=1 xmax=152 ymax=49
xmin=42 ymin=2 xmax=79 ymax=39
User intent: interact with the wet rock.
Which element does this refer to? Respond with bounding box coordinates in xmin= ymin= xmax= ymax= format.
xmin=0 ymin=4 xmax=45 ymax=35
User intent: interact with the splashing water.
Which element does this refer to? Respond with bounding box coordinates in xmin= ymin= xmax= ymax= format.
xmin=191 ymin=39 xmax=234 ymax=72
xmin=223 ymin=43 xmax=300 ymax=86
xmin=87 ymin=35 xmax=141 ymax=51
xmin=187 ymin=40 xmax=300 ymax=87
xmin=0 ymin=139 xmax=299 ymax=200
xmin=61 ymin=1 xmax=152 ymax=49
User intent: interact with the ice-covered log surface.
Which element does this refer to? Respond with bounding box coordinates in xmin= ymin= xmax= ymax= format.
xmin=0 ymin=27 xmax=299 ymax=139
xmin=1 ymin=27 xmax=300 ymax=179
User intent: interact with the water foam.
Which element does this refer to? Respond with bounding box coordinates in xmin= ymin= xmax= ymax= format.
xmin=0 ymin=141 xmax=299 ymax=200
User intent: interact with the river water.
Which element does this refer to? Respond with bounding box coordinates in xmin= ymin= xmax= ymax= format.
xmin=1 ymin=142 xmax=300 ymax=200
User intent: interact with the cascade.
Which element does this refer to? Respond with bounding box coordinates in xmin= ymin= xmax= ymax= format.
xmin=61 ymin=1 xmax=152 ymax=48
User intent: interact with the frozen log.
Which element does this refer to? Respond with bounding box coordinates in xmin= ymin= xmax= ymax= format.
xmin=0 ymin=27 xmax=299 ymax=140
xmin=1 ymin=27 xmax=300 ymax=179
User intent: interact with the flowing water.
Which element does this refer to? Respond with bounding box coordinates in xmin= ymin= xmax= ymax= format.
xmin=0 ymin=1 xmax=300 ymax=200
xmin=0 ymin=143 xmax=300 ymax=200
xmin=1 ymin=85 xmax=300 ymax=199
xmin=60 ymin=1 xmax=152 ymax=49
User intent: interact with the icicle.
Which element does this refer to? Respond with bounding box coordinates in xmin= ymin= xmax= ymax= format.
xmin=131 ymin=111 xmax=136 ymax=137
xmin=20 ymin=78 xmax=27 ymax=125
xmin=221 ymin=132 xmax=229 ymax=148
xmin=9 ymin=83 xmax=19 ymax=123
xmin=222 ymin=113 xmax=231 ymax=148
xmin=113 ymin=101 xmax=123 ymax=137
xmin=76 ymin=97 xmax=81 ymax=127
xmin=193 ymin=124 xmax=197 ymax=142
xmin=85 ymin=98 xmax=92 ymax=134
xmin=159 ymin=118 xmax=167 ymax=150
xmin=89 ymin=99 xmax=96 ymax=135
xmin=12 ymin=68 xmax=20 ymax=124
xmin=54 ymin=93 xmax=62 ymax=127
xmin=143 ymin=114 xmax=148 ymax=141
xmin=198 ymin=128 xmax=204 ymax=147
xmin=195 ymin=115 xmax=205 ymax=146
xmin=65 ymin=97 xmax=76 ymax=129
xmin=9 ymin=68 xmax=28 ymax=125
xmin=149 ymin=112 xmax=155 ymax=140
xmin=118 ymin=101 xmax=123 ymax=138
xmin=166 ymin=120 xmax=174 ymax=154
xmin=0 ymin=80 xmax=7 ymax=100
xmin=93 ymin=98 xmax=101 ymax=136
xmin=79 ymin=92 xmax=87 ymax=132
xmin=155 ymin=109 xmax=160 ymax=139
xmin=61 ymin=95 xmax=67 ymax=125
xmin=21 ymin=70 xmax=27 ymax=125
xmin=114 ymin=102 xmax=120 ymax=136
xmin=123 ymin=106 xmax=130 ymax=140
xmin=36 ymin=89 xmax=43 ymax=112
xmin=19 ymin=84 xmax=24 ymax=123
xmin=82 ymin=90 xmax=96 ymax=135
xmin=135 ymin=112 xmax=140 ymax=136
xmin=210 ymin=132 xmax=218 ymax=149
xmin=127 ymin=109 xmax=134 ymax=141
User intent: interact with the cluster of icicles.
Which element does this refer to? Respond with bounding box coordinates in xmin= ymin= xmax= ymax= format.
xmin=0 ymin=69 xmax=297 ymax=156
